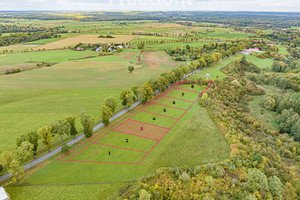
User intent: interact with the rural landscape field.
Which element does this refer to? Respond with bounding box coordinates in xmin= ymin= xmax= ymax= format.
xmin=0 ymin=6 xmax=299 ymax=200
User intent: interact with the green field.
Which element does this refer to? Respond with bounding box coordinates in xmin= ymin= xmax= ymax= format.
xmin=246 ymin=55 xmax=273 ymax=69
xmin=277 ymin=45 xmax=289 ymax=55
xmin=249 ymin=95 xmax=279 ymax=130
xmin=5 ymin=85 xmax=230 ymax=199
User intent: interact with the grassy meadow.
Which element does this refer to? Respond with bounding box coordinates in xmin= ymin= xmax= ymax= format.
xmin=246 ymin=55 xmax=273 ymax=69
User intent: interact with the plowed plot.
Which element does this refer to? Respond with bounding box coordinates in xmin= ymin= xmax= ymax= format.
xmin=36 ymin=35 xmax=137 ymax=50
xmin=69 ymin=144 xmax=146 ymax=164
xmin=165 ymin=89 xmax=200 ymax=102
xmin=114 ymin=120 xmax=167 ymax=140
xmin=96 ymin=131 xmax=157 ymax=152
xmin=143 ymin=103 xmax=185 ymax=119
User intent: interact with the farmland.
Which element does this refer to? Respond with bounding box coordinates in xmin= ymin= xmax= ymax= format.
xmin=35 ymin=35 xmax=138 ymax=50
xmin=1 ymin=10 xmax=299 ymax=200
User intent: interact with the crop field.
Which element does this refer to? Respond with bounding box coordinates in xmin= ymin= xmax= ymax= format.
xmin=7 ymin=82 xmax=230 ymax=199
xmin=35 ymin=35 xmax=138 ymax=50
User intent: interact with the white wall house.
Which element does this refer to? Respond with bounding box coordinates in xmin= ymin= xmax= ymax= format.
xmin=0 ymin=187 xmax=9 ymax=200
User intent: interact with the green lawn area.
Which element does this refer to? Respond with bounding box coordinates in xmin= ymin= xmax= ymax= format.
xmin=246 ymin=55 xmax=273 ymax=69
xmin=166 ymin=89 xmax=200 ymax=102
xmin=99 ymin=131 xmax=157 ymax=152
xmin=131 ymin=111 xmax=178 ymax=128
xmin=249 ymin=96 xmax=279 ymax=130
xmin=156 ymin=96 xmax=193 ymax=110
xmin=277 ymin=45 xmax=289 ymax=55
xmin=143 ymin=103 xmax=185 ymax=119
xmin=6 ymin=85 xmax=229 ymax=198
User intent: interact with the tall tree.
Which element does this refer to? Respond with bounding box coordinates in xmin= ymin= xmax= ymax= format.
xmin=141 ymin=82 xmax=154 ymax=104
xmin=38 ymin=126 xmax=53 ymax=152
xmin=51 ymin=120 xmax=70 ymax=145
xmin=65 ymin=116 xmax=78 ymax=139
xmin=80 ymin=113 xmax=95 ymax=138
xmin=8 ymin=159 xmax=24 ymax=184
xmin=120 ymin=89 xmax=134 ymax=108
xmin=131 ymin=85 xmax=141 ymax=100
xmin=16 ymin=132 xmax=40 ymax=158
xmin=103 ymin=97 xmax=117 ymax=112
xmin=101 ymin=105 xmax=113 ymax=126
xmin=1 ymin=151 xmax=13 ymax=166
xmin=17 ymin=141 xmax=34 ymax=162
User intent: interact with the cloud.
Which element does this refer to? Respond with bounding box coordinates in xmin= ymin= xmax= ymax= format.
xmin=0 ymin=0 xmax=299 ymax=11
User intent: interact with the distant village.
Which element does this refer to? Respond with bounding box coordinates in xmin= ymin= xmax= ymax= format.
xmin=74 ymin=43 xmax=124 ymax=53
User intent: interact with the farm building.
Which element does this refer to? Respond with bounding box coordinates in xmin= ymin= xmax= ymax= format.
xmin=241 ymin=48 xmax=261 ymax=55
xmin=0 ymin=187 xmax=9 ymax=200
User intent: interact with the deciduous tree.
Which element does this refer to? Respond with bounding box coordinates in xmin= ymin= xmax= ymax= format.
xmin=80 ymin=113 xmax=95 ymax=138
xmin=38 ymin=126 xmax=53 ymax=152
xmin=101 ymin=105 xmax=113 ymax=126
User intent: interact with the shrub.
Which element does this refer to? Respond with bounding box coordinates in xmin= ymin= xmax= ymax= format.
xmin=61 ymin=144 xmax=71 ymax=154
xmin=180 ymin=172 xmax=191 ymax=182
xmin=128 ymin=65 xmax=134 ymax=73
xmin=0 ymin=164 xmax=3 ymax=172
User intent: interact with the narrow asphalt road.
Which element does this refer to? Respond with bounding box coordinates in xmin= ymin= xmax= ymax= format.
xmin=0 ymin=60 xmax=219 ymax=183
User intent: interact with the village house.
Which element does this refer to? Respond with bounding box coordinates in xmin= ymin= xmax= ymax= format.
xmin=0 ymin=187 xmax=9 ymax=200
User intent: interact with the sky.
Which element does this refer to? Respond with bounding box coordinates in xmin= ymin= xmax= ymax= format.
xmin=0 ymin=0 xmax=299 ymax=12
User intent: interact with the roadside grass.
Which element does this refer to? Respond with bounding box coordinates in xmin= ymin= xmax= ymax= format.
xmin=246 ymin=55 xmax=273 ymax=69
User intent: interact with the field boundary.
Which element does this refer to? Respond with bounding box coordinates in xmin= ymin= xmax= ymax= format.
xmin=58 ymin=81 xmax=213 ymax=165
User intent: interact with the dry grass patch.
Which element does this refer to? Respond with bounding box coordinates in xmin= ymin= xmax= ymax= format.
xmin=35 ymin=35 xmax=138 ymax=50
xmin=144 ymin=51 xmax=177 ymax=69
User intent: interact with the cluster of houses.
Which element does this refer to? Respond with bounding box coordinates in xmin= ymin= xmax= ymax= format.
xmin=241 ymin=48 xmax=262 ymax=55
xmin=74 ymin=43 xmax=124 ymax=52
